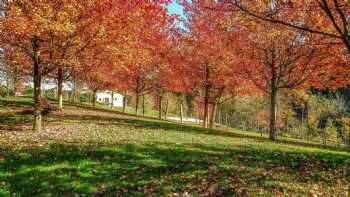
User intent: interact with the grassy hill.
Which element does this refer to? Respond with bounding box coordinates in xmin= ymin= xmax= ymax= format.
xmin=0 ymin=96 xmax=349 ymax=196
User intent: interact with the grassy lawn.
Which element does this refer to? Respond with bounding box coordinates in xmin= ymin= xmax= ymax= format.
xmin=0 ymin=96 xmax=349 ymax=196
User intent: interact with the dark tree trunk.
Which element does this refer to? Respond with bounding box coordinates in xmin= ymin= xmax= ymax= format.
xmin=135 ymin=93 xmax=139 ymax=115
xmin=209 ymin=103 xmax=217 ymax=129
xmin=92 ymin=89 xmax=97 ymax=106
xmin=158 ymin=94 xmax=163 ymax=119
xmin=185 ymin=95 xmax=195 ymax=117
xmin=57 ymin=66 xmax=63 ymax=110
xmin=135 ymin=78 xmax=140 ymax=115
xmin=142 ymin=95 xmax=145 ymax=116
xmin=270 ymin=88 xmax=278 ymax=141
xmin=202 ymin=64 xmax=210 ymax=128
xmin=123 ymin=90 xmax=127 ymax=113
xmin=164 ymin=98 xmax=169 ymax=119
xmin=32 ymin=36 xmax=42 ymax=132
xmin=110 ymin=91 xmax=114 ymax=108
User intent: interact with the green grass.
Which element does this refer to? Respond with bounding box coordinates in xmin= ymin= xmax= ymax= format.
xmin=0 ymin=96 xmax=349 ymax=196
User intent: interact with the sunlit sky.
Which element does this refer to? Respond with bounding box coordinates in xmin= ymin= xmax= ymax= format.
xmin=166 ymin=1 xmax=187 ymax=29
xmin=166 ymin=1 xmax=185 ymax=17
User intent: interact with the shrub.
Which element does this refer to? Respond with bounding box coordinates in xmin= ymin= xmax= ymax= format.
xmin=24 ymin=85 xmax=34 ymax=95
xmin=0 ymin=85 xmax=7 ymax=97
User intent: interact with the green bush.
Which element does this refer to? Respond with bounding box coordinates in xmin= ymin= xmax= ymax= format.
xmin=24 ymin=85 xmax=33 ymax=95
xmin=79 ymin=93 xmax=89 ymax=103
xmin=0 ymin=85 xmax=7 ymax=97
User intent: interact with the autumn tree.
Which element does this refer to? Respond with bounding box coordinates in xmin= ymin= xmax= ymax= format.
xmin=0 ymin=0 xmax=110 ymax=131
xmin=106 ymin=1 xmax=173 ymax=116
xmin=179 ymin=0 xmax=244 ymax=128
xmin=240 ymin=22 xmax=327 ymax=140
xmin=223 ymin=0 xmax=350 ymax=56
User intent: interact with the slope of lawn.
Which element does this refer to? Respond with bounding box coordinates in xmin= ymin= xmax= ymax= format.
xmin=0 ymin=96 xmax=349 ymax=196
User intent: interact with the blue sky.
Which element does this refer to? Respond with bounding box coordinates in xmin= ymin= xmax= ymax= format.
xmin=166 ymin=1 xmax=187 ymax=29
xmin=166 ymin=1 xmax=185 ymax=18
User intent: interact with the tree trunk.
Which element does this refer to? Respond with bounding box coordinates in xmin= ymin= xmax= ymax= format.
xmin=185 ymin=95 xmax=195 ymax=117
xmin=203 ymin=94 xmax=210 ymax=128
xmin=209 ymin=103 xmax=217 ymax=129
xmin=110 ymin=91 xmax=114 ymax=108
xmin=5 ymin=74 xmax=10 ymax=97
xmin=158 ymin=94 xmax=163 ymax=119
xmin=135 ymin=78 xmax=140 ymax=115
xmin=92 ymin=89 xmax=97 ymax=106
xmin=71 ymin=81 xmax=77 ymax=104
xmin=32 ymin=36 xmax=42 ymax=132
xmin=269 ymin=88 xmax=278 ymax=141
xmin=164 ymin=98 xmax=169 ymax=119
xmin=207 ymin=104 xmax=210 ymax=125
xmin=123 ymin=90 xmax=127 ymax=113
xmin=180 ymin=101 xmax=184 ymax=124
xmin=202 ymin=64 xmax=210 ymax=128
xmin=135 ymin=93 xmax=139 ymax=115
xmin=57 ymin=66 xmax=63 ymax=110
xmin=142 ymin=95 xmax=145 ymax=116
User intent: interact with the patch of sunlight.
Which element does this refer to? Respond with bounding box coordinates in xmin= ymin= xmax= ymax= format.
xmin=0 ymin=171 xmax=12 ymax=178
xmin=39 ymin=181 xmax=50 ymax=190
xmin=263 ymin=180 xmax=305 ymax=192
xmin=72 ymin=180 xmax=98 ymax=193
xmin=0 ymin=189 xmax=10 ymax=197
xmin=78 ymin=171 xmax=94 ymax=178
xmin=140 ymin=158 xmax=166 ymax=167
xmin=35 ymin=162 xmax=70 ymax=173
xmin=17 ymin=165 xmax=35 ymax=174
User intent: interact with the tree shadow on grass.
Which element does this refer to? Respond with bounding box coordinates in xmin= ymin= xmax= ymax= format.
xmin=0 ymin=97 xmax=33 ymax=108
xmin=0 ymin=142 xmax=348 ymax=196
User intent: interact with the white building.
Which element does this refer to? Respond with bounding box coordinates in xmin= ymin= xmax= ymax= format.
xmin=96 ymin=91 xmax=124 ymax=107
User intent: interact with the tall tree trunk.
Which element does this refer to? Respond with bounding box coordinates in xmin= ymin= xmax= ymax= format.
xmin=135 ymin=78 xmax=140 ymax=115
xmin=203 ymin=90 xmax=210 ymax=128
xmin=57 ymin=66 xmax=63 ymax=110
xmin=71 ymin=80 xmax=77 ymax=104
xmin=135 ymin=93 xmax=139 ymax=115
xmin=92 ymin=89 xmax=97 ymax=106
xmin=158 ymin=94 xmax=163 ymax=119
xmin=123 ymin=90 xmax=127 ymax=113
xmin=5 ymin=73 xmax=10 ymax=97
xmin=142 ymin=95 xmax=145 ymax=116
xmin=270 ymin=88 xmax=278 ymax=141
xmin=209 ymin=103 xmax=217 ymax=129
xmin=202 ymin=64 xmax=210 ymax=128
xmin=180 ymin=101 xmax=184 ymax=123
xmin=32 ymin=36 xmax=42 ymax=132
xmin=185 ymin=95 xmax=195 ymax=117
xmin=110 ymin=91 xmax=114 ymax=108
xmin=207 ymin=104 xmax=210 ymax=124
xmin=164 ymin=98 xmax=169 ymax=119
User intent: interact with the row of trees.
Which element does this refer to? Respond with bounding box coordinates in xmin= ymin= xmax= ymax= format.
xmin=1 ymin=0 xmax=349 ymax=141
